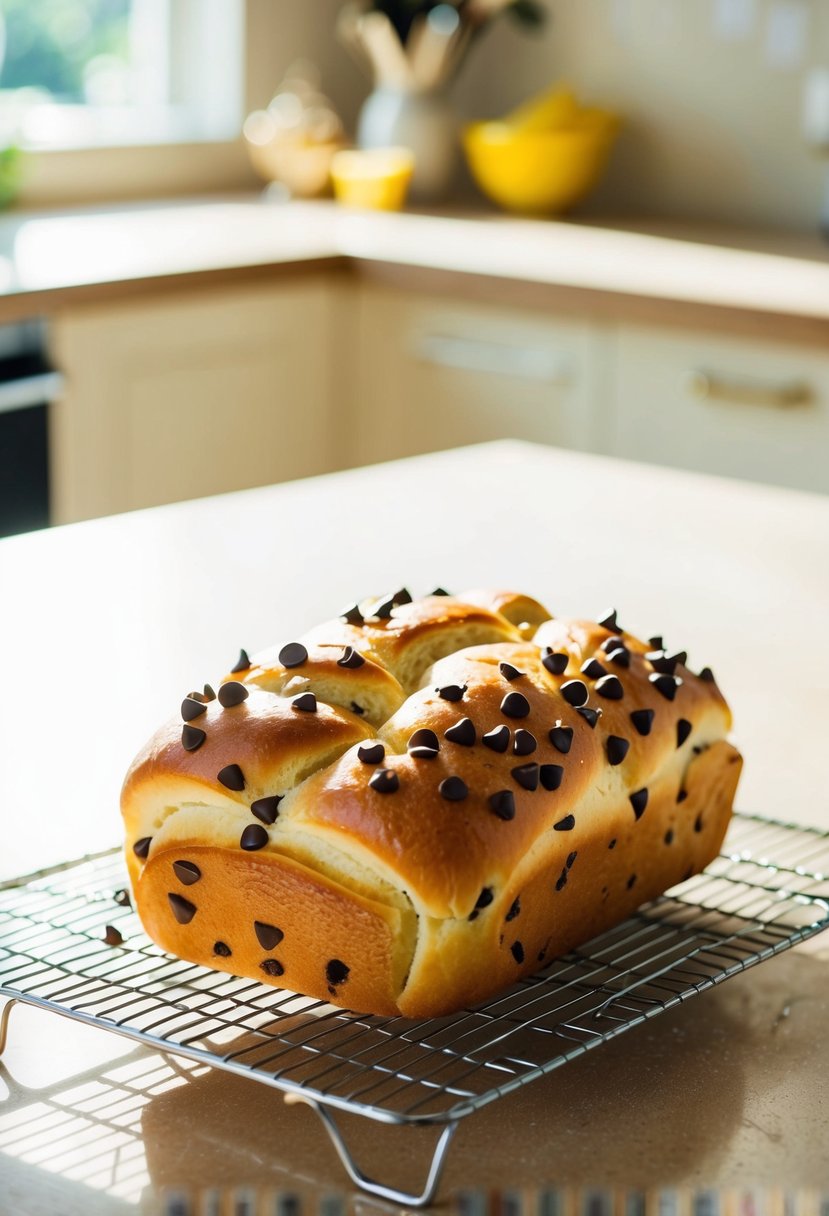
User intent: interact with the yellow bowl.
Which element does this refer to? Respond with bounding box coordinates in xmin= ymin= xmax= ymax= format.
xmin=463 ymin=118 xmax=619 ymax=217
xmin=330 ymin=147 xmax=415 ymax=211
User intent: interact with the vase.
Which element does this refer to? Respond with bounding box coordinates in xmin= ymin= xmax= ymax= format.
xmin=356 ymin=87 xmax=458 ymax=203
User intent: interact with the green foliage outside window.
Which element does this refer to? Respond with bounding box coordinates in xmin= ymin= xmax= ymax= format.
xmin=0 ymin=0 xmax=130 ymax=102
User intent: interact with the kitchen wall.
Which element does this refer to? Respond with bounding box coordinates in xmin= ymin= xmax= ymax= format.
xmin=455 ymin=0 xmax=829 ymax=231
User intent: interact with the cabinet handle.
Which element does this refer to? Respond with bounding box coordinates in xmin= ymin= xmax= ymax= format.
xmin=413 ymin=333 xmax=571 ymax=384
xmin=690 ymin=369 xmax=813 ymax=409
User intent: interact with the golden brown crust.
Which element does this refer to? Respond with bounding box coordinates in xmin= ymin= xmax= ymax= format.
xmin=122 ymin=591 xmax=742 ymax=1017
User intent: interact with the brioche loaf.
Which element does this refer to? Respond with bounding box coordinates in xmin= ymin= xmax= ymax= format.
xmin=121 ymin=589 xmax=742 ymax=1017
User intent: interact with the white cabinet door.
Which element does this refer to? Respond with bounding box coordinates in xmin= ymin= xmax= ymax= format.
xmin=353 ymin=285 xmax=608 ymax=467
xmin=49 ymin=279 xmax=339 ymax=523
xmin=610 ymin=325 xmax=829 ymax=493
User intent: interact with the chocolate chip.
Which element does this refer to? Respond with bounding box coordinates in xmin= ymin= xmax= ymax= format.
xmin=291 ymin=692 xmax=317 ymax=712
xmin=566 ymin=851 xmax=577 ymax=869
xmin=553 ymin=813 xmax=575 ymax=831
xmin=218 ymin=681 xmax=249 ymax=708
xmin=581 ymin=658 xmax=607 ymax=680
xmin=499 ymin=662 xmax=524 ymax=681
xmin=601 ymin=636 xmax=625 ymax=653
xmin=203 ymin=684 xmax=216 ymax=701
xmin=501 ymin=691 xmax=531 ymax=718
xmin=506 ymin=898 xmax=521 ymax=921
xmin=694 ymin=813 xmax=704 ymax=832
xmin=409 ymin=728 xmax=439 ymax=753
xmin=439 ymin=776 xmax=468 ymax=801
xmin=649 ymin=672 xmax=682 ymax=701
xmin=646 ymin=650 xmax=683 ymax=675
xmin=260 ymin=959 xmax=284 ymax=977
xmin=630 ymin=708 xmax=655 ymax=736
xmin=173 ymin=861 xmax=201 ymax=886
xmin=649 ymin=636 xmax=664 ymax=650
xmin=540 ymin=764 xmax=564 ymax=791
xmin=677 ymin=788 xmax=689 ymax=804
xmin=168 ymin=893 xmax=196 ymax=924
xmin=104 ymin=925 xmax=123 ymax=946
xmin=445 ymin=717 xmax=476 ymax=747
xmin=608 ymin=838 xmax=617 ymax=849
xmin=468 ymin=887 xmax=494 ymax=922
xmin=133 ymin=836 xmax=152 ymax=859
xmin=218 ymin=763 xmax=245 ymax=791
xmin=482 ymin=725 xmax=510 ymax=753
xmin=511 ymin=941 xmax=525 ymax=964
xmin=231 ymin=649 xmax=251 ymax=673
xmin=548 ymin=723 xmax=573 ymax=753
xmin=279 ymin=642 xmax=308 ymax=668
xmin=372 ymin=594 xmax=396 ymax=619
xmin=254 ymin=921 xmax=284 ymax=950
xmin=555 ymin=869 xmax=568 ymax=891
xmin=576 ymin=706 xmax=601 ymax=728
xmin=113 ymin=889 xmax=132 ymax=908
xmin=595 ymin=674 xmax=624 ymax=700
xmin=664 ymin=829 xmax=674 ymax=845
xmin=606 ymin=736 xmax=630 ymax=766
xmin=251 ymin=795 xmax=282 ymax=825
xmin=392 ymin=588 xmax=412 ymax=606
xmin=213 ymin=941 xmax=232 ymax=957
xmin=338 ymin=646 xmax=365 ymax=669
xmin=627 ymin=874 xmax=637 ymax=890
xmin=341 ymin=603 xmax=363 ymax=625
xmin=606 ymin=647 xmax=631 ymax=669
xmin=369 ymin=768 xmax=399 ymax=794
xmin=437 ymin=684 xmax=466 ymax=702
xmin=542 ymin=650 xmax=568 ymax=675
xmin=698 ymin=666 xmax=716 ymax=683
xmin=676 ymin=718 xmax=692 ymax=747
xmin=182 ymin=725 xmax=206 ymax=752
xmin=598 ymin=609 xmax=619 ymax=631
xmin=560 ymin=680 xmax=588 ymax=707
xmin=512 ymin=728 xmax=537 ymax=756
xmin=241 ymin=824 xmax=269 ymax=851
xmin=630 ymin=788 xmax=648 ymax=819
xmin=181 ymin=696 xmax=207 ymax=721
xmin=489 ymin=789 xmax=515 ymax=820
xmin=350 ymin=702 xmax=365 ymax=716
xmin=512 ymin=762 xmax=539 ymax=791
xmin=358 ymin=742 xmax=385 ymax=764
xmin=430 ymin=586 xmax=450 ymax=596
xmin=326 ymin=959 xmax=349 ymax=985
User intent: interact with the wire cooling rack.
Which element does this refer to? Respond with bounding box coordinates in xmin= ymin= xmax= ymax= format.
xmin=1 ymin=812 xmax=828 ymax=1207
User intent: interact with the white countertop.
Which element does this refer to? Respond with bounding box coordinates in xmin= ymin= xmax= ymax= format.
xmin=2 ymin=196 xmax=829 ymax=325
xmin=1 ymin=442 xmax=828 ymax=1213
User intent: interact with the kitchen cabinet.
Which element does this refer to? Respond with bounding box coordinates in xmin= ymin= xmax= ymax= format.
xmin=351 ymin=284 xmax=609 ymax=466
xmin=608 ymin=325 xmax=829 ymax=494
xmin=48 ymin=279 xmax=342 ymax=524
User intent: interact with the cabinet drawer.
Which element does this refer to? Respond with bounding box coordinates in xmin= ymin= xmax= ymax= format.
xmin=610 ymin=326 xmax=829 ymax=493
xmin=354 ymin=286 xmax=606 ymax=466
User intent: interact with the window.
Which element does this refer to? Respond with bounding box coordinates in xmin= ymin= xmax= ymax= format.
xmin=0 ymin=0 xmax=244 ymax=150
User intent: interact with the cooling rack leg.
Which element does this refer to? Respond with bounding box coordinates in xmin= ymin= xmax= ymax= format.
xmin=284 ymin=1095 xmax=458 ymax=1208
xmin=0 ymin=1000 xmax=18 ymax=1057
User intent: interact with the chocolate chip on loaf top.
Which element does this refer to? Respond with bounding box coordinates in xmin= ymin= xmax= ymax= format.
xmin=121 ymin=588 xmax=741 ymax=1017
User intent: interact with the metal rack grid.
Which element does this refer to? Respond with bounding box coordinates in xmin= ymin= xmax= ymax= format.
xmin=1 ymin=812 xmax=828 ymax=1207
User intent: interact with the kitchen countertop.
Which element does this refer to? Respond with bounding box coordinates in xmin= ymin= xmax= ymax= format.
xmin=2 ymin=196 xmax=829 ymax=336
xmin=0 ymin=441 xmax=827 ymax=1212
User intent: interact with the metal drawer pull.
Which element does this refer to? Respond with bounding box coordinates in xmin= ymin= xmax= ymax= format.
xmin=690 ymin=369 xmax=813 ymax=409
xmin=414 ymin=333 xmax=571 ymax=384
xmin=0 ymin=371 xmax=64 ymax=417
